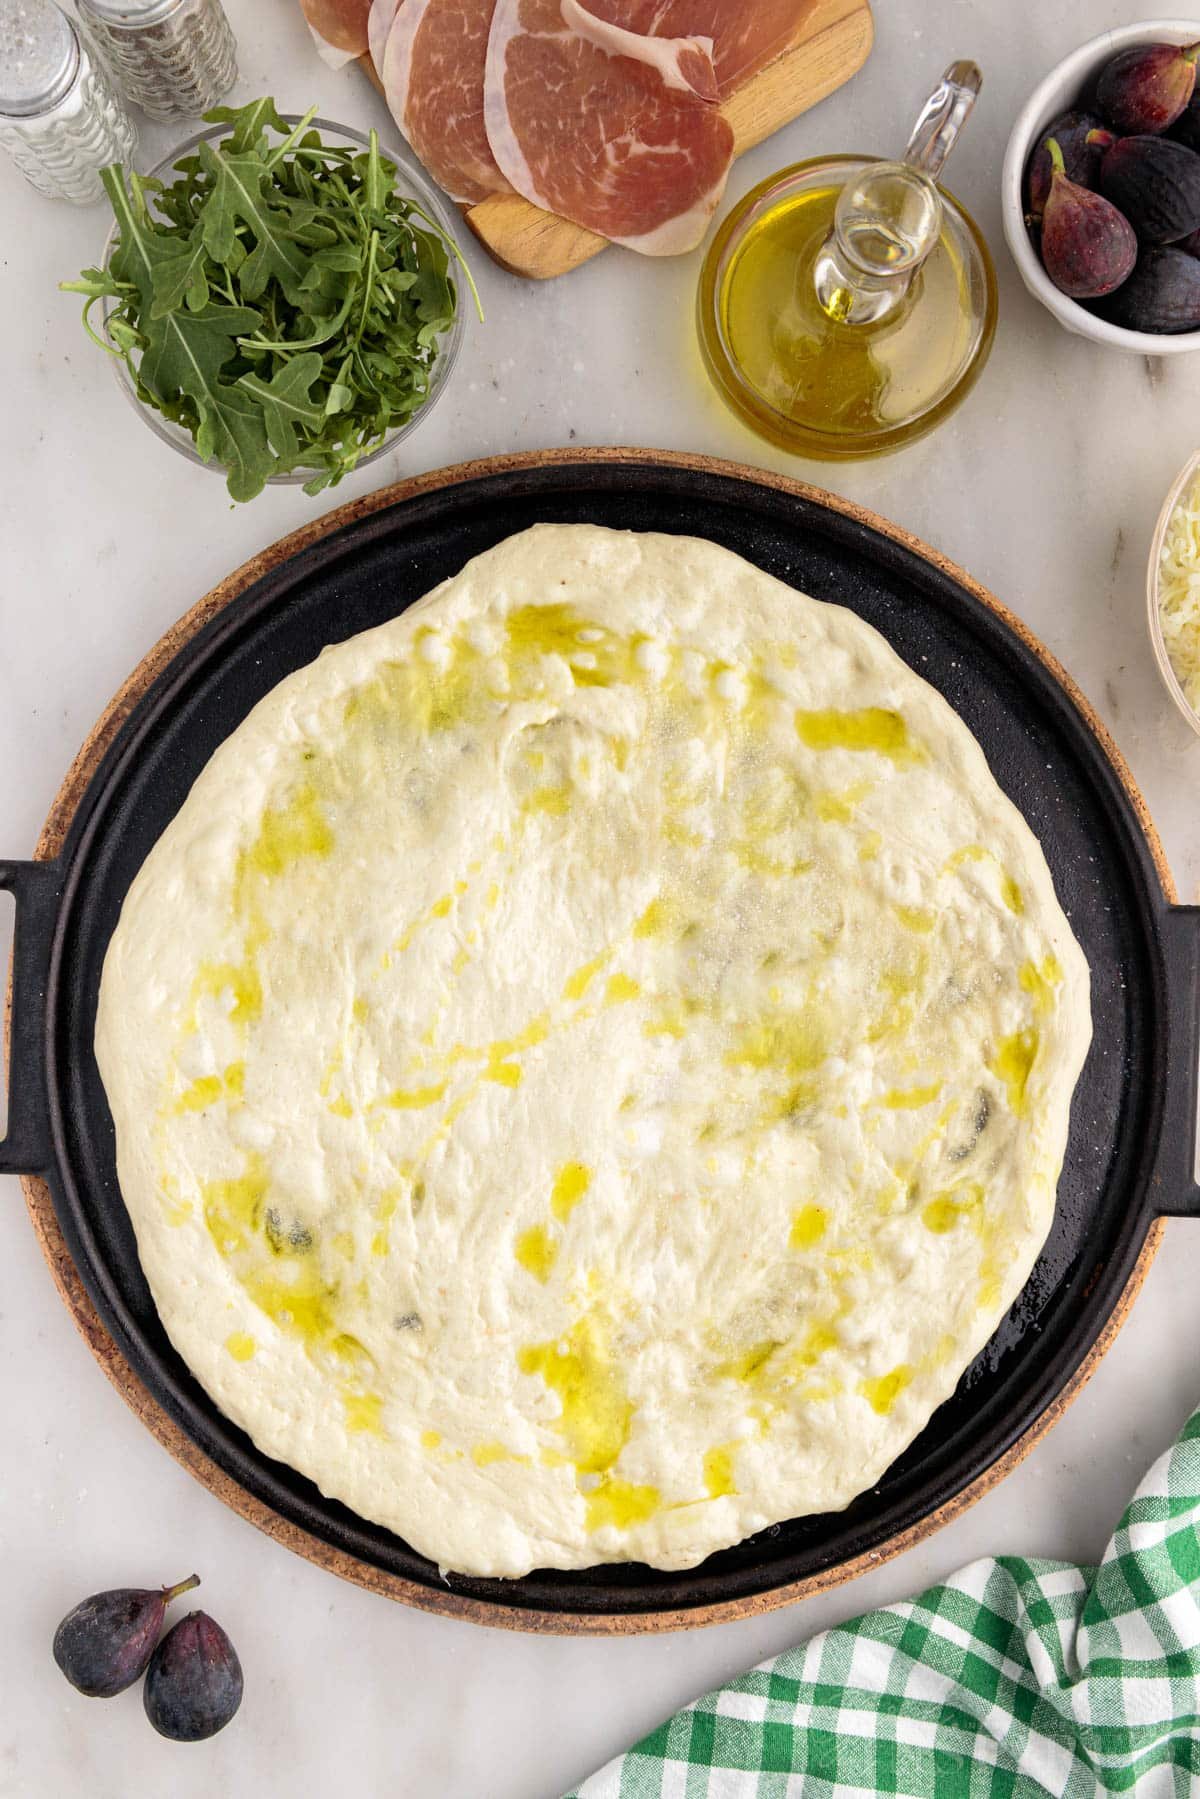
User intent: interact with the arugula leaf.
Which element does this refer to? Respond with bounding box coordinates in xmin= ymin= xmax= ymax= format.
xmin=139 ymin=301 xmax=273 ymax=498
xmin=101 ymin=165 xmax=171 ymax=315
xmin=196 ymin=382 xmax=274 ymax=504
xmin=150 ymin=224 xmax=210 ymax=317
xmin=325 ymin=354 xmax=354 ymax=417
xmin=138 ymin=299 xmax=262 ymax=404
xmin=237 ymin=353 xmax=324 ymax=460
xmin=62 ymin=99 xmax=477 ymax=502
xmin=196 ymin=141 xmax=311 ymax=303
xmin=203 ymin=97 xmax=292 ymax=155
xmin=362 ymin=134 xmax=390 ymax=218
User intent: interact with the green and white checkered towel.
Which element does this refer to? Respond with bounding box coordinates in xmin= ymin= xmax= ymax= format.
xmin=570 ymin=1411 xmax=1200 ymax=1797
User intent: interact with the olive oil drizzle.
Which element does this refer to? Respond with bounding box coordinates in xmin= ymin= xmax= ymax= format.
xmin=156 ymin=592 xmax=1065 ymax=1516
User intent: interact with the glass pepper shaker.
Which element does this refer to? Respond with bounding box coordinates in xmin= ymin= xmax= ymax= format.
xmin=0 ymin=0 xmax=136 ymax=204
xmin=76 ymin=0 xmax=237 ymax=121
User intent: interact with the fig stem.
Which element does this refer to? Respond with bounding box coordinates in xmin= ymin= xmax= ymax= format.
xmin=1046 ymin=136 xmax=1066 ymax=177
xmin=163 ymin=1575 xmax=201 ymax=1605
xmin=1185 ymin=42 xmax=1200 ymax=65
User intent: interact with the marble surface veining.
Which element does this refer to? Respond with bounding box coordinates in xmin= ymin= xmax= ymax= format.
xmin=2 ymin=1 xmax=1200 ymax=1794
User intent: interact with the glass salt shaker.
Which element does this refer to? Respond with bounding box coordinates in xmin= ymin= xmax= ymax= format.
xmin=76 ymin=0 xmax=237 ymax=121
xmin=0 ymin=0 xmax=136 ymax=204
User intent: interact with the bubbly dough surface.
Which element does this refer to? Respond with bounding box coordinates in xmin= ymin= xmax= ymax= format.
xmin=96 ymin=524 xmax=1092 ymax=1577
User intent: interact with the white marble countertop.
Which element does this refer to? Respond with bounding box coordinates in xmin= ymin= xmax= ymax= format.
xmin=3 ymin=1 xmax=1200 ymax=1793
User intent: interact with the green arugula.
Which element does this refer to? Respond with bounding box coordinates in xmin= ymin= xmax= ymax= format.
xmin=151 ymin=225 xmax=211 ymax=317
xmin=62 ymin=99 xmax=479 ymax=502
xmin=195 ymin=140 xmax=312 ymax=302
xmin=237 ymin=353 xmax=324 ymax=460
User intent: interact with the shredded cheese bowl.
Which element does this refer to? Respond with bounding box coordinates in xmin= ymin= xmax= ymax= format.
xmin=1149 ymin=449 xmax=1200 ymax=736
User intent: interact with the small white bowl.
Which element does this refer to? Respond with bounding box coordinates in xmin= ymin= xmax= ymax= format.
xmin=1147 ymin=447 xmax=1200 ymax=735
xmin=1002 ymin=20 xmax=1200 ymax=354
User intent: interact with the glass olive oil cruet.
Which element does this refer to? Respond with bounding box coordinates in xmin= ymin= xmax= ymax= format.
xmin=697 ymin=63 xmax=998 ymax=459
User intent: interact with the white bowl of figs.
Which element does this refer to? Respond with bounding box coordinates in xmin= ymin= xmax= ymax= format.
xmin=1002 ymin=22 xmax=1200 ymax=351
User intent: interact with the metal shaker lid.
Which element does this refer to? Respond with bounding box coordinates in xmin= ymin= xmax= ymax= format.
xmin=78 ymin=0 xmax=185 ymax=25
xmin=0 ymin=0 xmax=80 ymax=118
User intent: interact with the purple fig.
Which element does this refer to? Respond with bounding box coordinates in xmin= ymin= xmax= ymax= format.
xmin=143 ymin=1611 xmax=243 ymax=1742
xmin=1040 ymin=138 xmax=1138 ymax=298
xmin=1176 ymin=224 xmax=1200 ymax=256
xmin=1101 ymin=135 xmax=1200 ymax=243
xmin=1171 ymin=90 xmax=1200 ymax=151
xmin=1025 ymin=111 xmax=1115 ymax=222
xmin=53 ymin=1575 xmax=199 ymax=1698
xmin=1095 ymin=246 xmax=1200 ymax=332
xmin=1095 ymin=40 xmax=1200 ymax=135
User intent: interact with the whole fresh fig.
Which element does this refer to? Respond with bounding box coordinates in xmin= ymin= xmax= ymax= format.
xmin=52 ymin=1575 xmax=199 ymax=1698
xmin=1171 ymin=90 xmax=1200 ymax=150
xmin=1095 ymin=40 xmax=1200 ymax=135
xmin=1025 ymin=111 xmax=1115 ymax=222
xmin=1101 ymin=135 xmax=1200 ymax=243
xmin=1095 ymin=246 xmax=1200 ymax=331
xmin=1039 ymin=138 xmax=1137 ymax=298
xmin=143 ymin=1611 xmax=243 ymax=1742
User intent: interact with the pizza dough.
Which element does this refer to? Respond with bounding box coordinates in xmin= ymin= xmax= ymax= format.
xmin=96 ymin=525 xmax=1092 ymax=1577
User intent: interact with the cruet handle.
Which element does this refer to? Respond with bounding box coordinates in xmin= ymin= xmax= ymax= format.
xmin=902 ymin=61 xmax=983 ymax=182
xmin=813 ymin=60 xmax=982 ymax=326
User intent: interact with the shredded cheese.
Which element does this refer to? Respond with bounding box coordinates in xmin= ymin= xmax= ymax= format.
xmin=1158 ymin=473 xmax=1200 ymax=713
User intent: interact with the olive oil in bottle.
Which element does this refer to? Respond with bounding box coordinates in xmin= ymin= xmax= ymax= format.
xmin=697 ymin=66 xmax=997 ymax=460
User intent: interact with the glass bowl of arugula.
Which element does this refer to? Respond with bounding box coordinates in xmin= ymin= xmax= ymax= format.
xmin=64 ymin=100 xmax=475 ymax=503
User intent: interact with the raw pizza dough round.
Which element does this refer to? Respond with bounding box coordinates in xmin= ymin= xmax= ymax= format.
xmin=96 ymin=524 xmax=1092 ymax=1578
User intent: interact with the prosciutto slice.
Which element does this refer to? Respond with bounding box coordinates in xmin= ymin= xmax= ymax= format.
xmin=381 ymin=0 xmax=511 ymax=204
xmin=484 ymin=0 xmax=734 ymax=253
xmin=581 ymin=2 xmax=811 ymax=94
xmin=299 ymin=0 xmax=371 ymax=64
xmin=368 ymin=0 xmax=400 ymax=75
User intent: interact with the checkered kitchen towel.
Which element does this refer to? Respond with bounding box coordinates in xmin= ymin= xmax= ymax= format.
xmin=570 ymin=1411 xmax=1200 ymax=1797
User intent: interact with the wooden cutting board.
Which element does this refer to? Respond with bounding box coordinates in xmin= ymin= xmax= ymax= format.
xmin=360 ymin=0 xmax=873 ymax=280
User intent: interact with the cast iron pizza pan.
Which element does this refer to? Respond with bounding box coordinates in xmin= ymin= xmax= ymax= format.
xmin=3 ymin=450 xmax=1198 ymax=1634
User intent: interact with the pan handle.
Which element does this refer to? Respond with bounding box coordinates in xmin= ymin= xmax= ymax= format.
xmin=0 ymin=860 xmax=61 ymax=1177
xmin=1151 ymin=904 xmax=1200 ymax=1218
